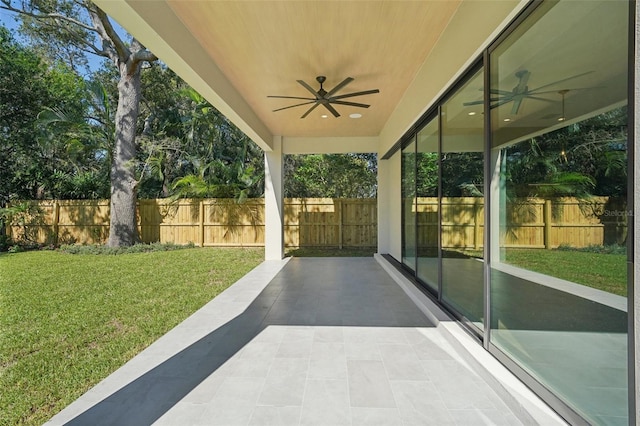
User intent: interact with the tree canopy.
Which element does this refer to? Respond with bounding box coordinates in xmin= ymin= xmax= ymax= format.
xmin=0 ymin=25 xmax=90 ymax=205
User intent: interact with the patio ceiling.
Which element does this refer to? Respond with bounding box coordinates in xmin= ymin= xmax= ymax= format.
xmin=93 ymin=0 xmax=523 ymax=152
xmin=163 ymin=1 xmax=460 ymax=139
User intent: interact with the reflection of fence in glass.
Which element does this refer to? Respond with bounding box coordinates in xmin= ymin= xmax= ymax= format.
xmin=410 ymin=196 xmax=623 ymax=250
xmin=7 ymin=197 xmax=624 ymax=249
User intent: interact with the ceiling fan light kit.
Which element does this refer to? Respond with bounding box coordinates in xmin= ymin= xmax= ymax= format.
xmin=268 ymin=76 xmax=380 ymax=119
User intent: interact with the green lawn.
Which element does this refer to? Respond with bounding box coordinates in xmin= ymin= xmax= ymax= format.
xmin=505 ymin=248 xmax=627 ymax=296
xmin=0 ymin=247 xmax=263 ymax=426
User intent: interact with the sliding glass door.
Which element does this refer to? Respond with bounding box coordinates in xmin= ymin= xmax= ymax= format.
xmin=441 ymin=69 xmax=485 ymax=328
xmin=401 ymin=138 xmax=417 ymax=271
xmin=488 ymin=1 xmax=629 ymax=422
xmin=415 ymin=117 xmax=439 ymax=292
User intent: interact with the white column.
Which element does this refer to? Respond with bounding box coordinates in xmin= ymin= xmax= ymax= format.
xmin=387 ymin=153 xmax=402 ymax=260
xmin=265 ymin=136 xmax=283 ymax=260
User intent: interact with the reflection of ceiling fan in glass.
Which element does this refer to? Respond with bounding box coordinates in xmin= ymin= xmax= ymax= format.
xmin=464 ymin=69 xmax=594 ymax=114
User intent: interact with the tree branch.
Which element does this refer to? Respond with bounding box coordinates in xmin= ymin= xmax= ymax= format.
xmin=132 ymin=48 xmax=158 ymax=64
xmin=123 ymin=38 xmax=157 ymax=75
xmin=89 ymin=6 xmax=129 ymax=62
xmin=0 ymin=2 xmax=97 ymax=33
xmin=0 ymin=1 xmax=109 ymax=58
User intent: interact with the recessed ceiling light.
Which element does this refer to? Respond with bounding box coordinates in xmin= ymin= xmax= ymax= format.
xmin=503 ymin=118 xmax=511 ymax=122
xmin=349 ymin=113 xmax=362 ymax=119
xmin=468 ymin=112 xmax=476 ymax=116
xmin=321 ymin=114 xmax=328 ymax=119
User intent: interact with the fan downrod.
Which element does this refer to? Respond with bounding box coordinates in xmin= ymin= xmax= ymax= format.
xmin=316 ymin=76 xmax=327 ymax=96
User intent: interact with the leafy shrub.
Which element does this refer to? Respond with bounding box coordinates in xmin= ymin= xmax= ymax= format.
xmin=59 ymin=242 xmax=196 ymax=255
xmin=557 ymin=243 xmax=627 ymax=255
xmin=0 ymin=234 xmax=13 ymax=252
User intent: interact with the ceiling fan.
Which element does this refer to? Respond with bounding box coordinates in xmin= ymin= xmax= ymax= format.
xmin=464 ymin=69 xmax=594 ymax=115
xmin=268 ymin=76 xmax=380 ymax=118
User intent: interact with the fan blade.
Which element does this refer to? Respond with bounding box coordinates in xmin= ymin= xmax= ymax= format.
xmin=511 ymin=97 xmax=523 ymax=114
xmin=325 ymin=77 xmax=354 ymax=97
xmin=297 ymin=80 xmax=320 ymax=98
xmin=301 ymin=102 xmax=320 ymax=118
xmin=463 ymin=98 xmax=504 ymax=106
xmin=490 ymin=99 xmax=513 ymax=109
xmin=273 ymin=101 xmax=316 ymax=112
xmin=268 ymin=95 xmax=316 ymax=101
xmin=526 ymin=96 xmax=555 ymax=103
xmin=331 ymin=89 xmax=380 ymax=100
xmin=529 ymin=71 xmax=594 ymax=93
xmin=322 ymin=102 xmax=341 ymax=117
xmin=530 ymin=86 xmax=603 ymax=95
xmin=331 ymin=100 xmax=370 ymax=108
xmin=489 ymin=88 xmax=514 ymax=95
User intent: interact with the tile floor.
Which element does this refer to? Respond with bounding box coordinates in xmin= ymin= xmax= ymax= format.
xmin=45 ymin=257 xmax=564 ymax=426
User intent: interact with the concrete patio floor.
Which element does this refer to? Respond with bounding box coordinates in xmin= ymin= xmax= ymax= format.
xmin=46 ymin=256 xmax=565 ymax=426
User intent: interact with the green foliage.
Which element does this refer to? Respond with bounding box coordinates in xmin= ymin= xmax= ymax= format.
xmin=1 ymin=30 xmax=263 ymax=203
xmin=0 ymin=25 xmax=94 ymax=203
xmin=0 ymin=247 xmax=263 ymax=425
xmin=5 ymin=0 xmax=104 ymax=74
xmin=126 ymin=67 xmax=265 ymax=200
xmin=504 ymin=106 xmax=628 ymax=199
xmin=284 ymin=153 xmax=377 ymax=198
xmin=416 ymin=152 xmax=438 ymax=196
xmin=58 ymin=242 xmax=195 ymax=255
xmin=556 ymin=243 xmax=627 ymax=255
xmin=441 ymin=152 xmax=484 ymax=196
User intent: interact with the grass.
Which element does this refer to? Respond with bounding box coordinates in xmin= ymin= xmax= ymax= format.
xmin=0 ymin=247 xmax=263 ymax=426
xmin=505 ymin=248 xmax=627 ymax=296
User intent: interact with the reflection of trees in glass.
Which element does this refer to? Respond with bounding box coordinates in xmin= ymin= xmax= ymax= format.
xmin=504 ymin=106 xmax=627 ymax=199
xmin=416 ymin=152 xmax=438 ymax=197
xmin=503 ymin=106 xmax=628 ymax=246
xmin=441 ymin=153 xmax=484 ymax=197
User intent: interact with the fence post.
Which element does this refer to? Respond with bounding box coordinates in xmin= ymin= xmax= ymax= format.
xmin=338 ymin=199 xmax=343 ymax=250
xmin=53 ymin=201 xmax=60 ymax=246
xmin=544 ymin=199 xmax=552 ymax=249
xmin=199 ymin=200 xmax=205 ymax=247
xmin=474 ymin=202 xmax=481 ymax=250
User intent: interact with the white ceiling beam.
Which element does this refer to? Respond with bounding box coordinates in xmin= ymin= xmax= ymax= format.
xmin=282 ymin=137 xmax=379 ymax=155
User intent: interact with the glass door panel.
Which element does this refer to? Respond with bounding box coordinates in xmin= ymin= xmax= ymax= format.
xmin=488 ymin=1 xmax=628 ymax=422
xmin=416 ymin=118 xmax=439 ymax=292
xmin=401 ymin=139 xmax=417 ymax=271
xmin=442 ymin=69 xmax=485 ymax=328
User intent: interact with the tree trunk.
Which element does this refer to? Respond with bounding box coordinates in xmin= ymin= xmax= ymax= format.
xmin=108 ymin=64 xmax=142 ymax=247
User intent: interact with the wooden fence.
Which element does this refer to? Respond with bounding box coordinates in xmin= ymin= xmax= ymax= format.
xmin=6 ymin=198 xmax=376 ymax=248
xmin=6 ymin=197 xmax=626 ymax=249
